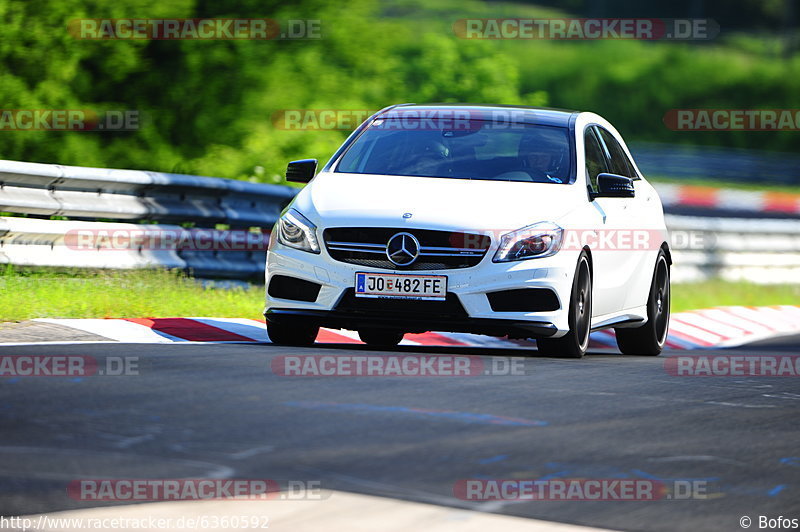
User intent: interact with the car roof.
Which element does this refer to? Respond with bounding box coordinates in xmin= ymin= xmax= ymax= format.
xmin=377 ymin=103 xmax=580 ymax=127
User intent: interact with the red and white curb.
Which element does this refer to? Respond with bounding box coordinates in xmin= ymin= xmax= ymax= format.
xmin=27 ymin=305 xmax=800 ymax=350
xmin=654 ymin=183 xmax=800 ymax=215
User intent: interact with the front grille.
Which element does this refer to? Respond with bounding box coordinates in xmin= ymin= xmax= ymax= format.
xmin=335 ymin=289 xmax=469 ymax=318
xmin=323 ymin=227 xmax=490 ymax=270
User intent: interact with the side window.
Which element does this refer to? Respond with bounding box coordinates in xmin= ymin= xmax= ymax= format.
xmin=584 ymin=127 xmax=607 ymax=192
xmin=597 ymin=128 xmax=639 ymax=179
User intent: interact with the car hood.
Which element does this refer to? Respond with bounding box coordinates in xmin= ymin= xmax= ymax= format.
xmin=293 ymin=172 xmax=582 ymax=232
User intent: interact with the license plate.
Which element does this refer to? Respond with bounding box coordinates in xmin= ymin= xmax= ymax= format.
xmin=355 ymin=272 xmax=447 ymax=300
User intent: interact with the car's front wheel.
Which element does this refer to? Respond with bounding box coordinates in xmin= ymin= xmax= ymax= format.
xmin=536 ymin=252 xmax=592 ymax=358
xmin=266 ymin=320 xmax=319 ymax=347
xmin=358 ymin=329 xmax=405 ymax=347
xmin=615 ymin=249 xmax=670 ymax=356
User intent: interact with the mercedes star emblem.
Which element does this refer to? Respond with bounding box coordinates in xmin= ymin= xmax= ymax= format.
xmin=386 ymin=232 xmax=420 ymax=266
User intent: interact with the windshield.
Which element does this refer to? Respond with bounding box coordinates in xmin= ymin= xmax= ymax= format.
xmin=335 ymin=119 xmax=573 ymax=183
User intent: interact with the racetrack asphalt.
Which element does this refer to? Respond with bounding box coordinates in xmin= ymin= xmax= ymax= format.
xmin=0 ymin=337 xmax=798 ymax=531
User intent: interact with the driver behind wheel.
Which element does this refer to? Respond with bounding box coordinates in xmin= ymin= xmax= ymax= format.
xmin=404 ymin=140 xmax=449 ymax=177
xmin=518 ymin=132 xmax=568 ymax=183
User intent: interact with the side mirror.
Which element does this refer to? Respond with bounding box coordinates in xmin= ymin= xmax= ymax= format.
xmin=286 ymin=159 xmax=317 ymax=183
xmin=592 ymin=173 xmax=635 ymax=198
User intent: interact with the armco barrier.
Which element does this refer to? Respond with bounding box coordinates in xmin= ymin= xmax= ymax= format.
xmin=0 ymin=160 xmax=296 ymax=227
xmin=0 ymin=217 xmax=266 ymax=278
xmin=0 ymin=159 xmax=293 ymax=279
xmin=631 ymin=142 xmax=800 ymax=186
xmin=2 ymin=213 xmax=798 ymax=283
xmin=665 ymin=215 xmax=800 ymax=283
xmin=2 ymin=159 xmax=800 ymax=282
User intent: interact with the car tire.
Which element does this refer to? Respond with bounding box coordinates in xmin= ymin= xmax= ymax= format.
xmin=266 ymin=320 xmax=319 ymax=347
xmin=536 ymin=252 xmax=592 ymax=358
xmin=358 ymin=329 xmax=405 ymax=347
xmin=615 ymin=249 xmax=670 ymax=356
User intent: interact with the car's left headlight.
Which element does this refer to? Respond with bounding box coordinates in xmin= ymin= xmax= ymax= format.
xmin=493 ymin=221 xmax=563 ymax=262
xmin=276 ymin=209 xmax=320 ymax=253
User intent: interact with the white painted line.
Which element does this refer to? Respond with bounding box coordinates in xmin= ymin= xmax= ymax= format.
xmin=776 ymin=305 xmax=800 ymax=317
xmin=675 ymin=312 xmax=747 ymax=338
xmin=696 ymin=308 xmax=771 ymax=335
xmin=13 ymin=490 xmax=616 ymax=531
xmin=753 ymin=307 xmax=800 ymax=329
xmin=398 ymin=338 xmax=424 ymax=346
xmin=724 ymin=307 xmax=793 ymax=331
xmin=323 ymin=328 xmax=362 ymax=342
xmin=666 ymin=319 xmax=725 ymax=345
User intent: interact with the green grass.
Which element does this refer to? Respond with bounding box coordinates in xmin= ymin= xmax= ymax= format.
xmin=0 ymin=267 xmax=264 ymax=322
xmin=0 ymin=267 xmax=797 ymax=322
xmin=670 ymin=280 xmax=800 ymax=313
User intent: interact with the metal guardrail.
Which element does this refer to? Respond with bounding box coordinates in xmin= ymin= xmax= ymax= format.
xmin=0 ymin=160 xmax=295 ymax=227
xmin=1 ymin=159 xmax=799 ymax=283
xmin=0 ymin=217 xmax=268 ymax=279
xmin=0 ymin=160 xmax=294 ymax=279
xmin=3 ymin=212 xmax=796 ymax=283
xmin=631 ymin=142 xmax=800 ymax=185
xmin=665 ymin=215 xmax=800 ymax=284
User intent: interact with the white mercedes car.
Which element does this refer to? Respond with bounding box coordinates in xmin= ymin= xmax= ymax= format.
xmin=264 ymin=104 xmax=671 ymax=358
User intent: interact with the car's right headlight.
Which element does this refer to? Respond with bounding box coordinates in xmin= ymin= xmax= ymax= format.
xmin=276 ymin=209 xmax=320 ymax=253
xmin=493 ymin=221 xmax=563 ymax=262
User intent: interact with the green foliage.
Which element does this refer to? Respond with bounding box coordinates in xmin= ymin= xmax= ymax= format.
xmin=1 ymin=0 xmax=798 ymax=184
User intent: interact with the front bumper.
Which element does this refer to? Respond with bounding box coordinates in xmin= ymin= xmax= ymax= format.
xmin=264 ymin=242 xmax=580 ymax=338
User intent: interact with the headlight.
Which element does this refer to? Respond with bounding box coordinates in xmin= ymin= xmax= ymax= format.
xmin=276 ymin=209 xmax=320 ymax=253
xmin=493 ymin=222 xmax=563 ymax=262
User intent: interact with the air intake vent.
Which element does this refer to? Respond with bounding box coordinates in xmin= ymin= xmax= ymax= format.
xmin=487 ymin=288 xmax=560 ymax=312
xmin=268 ymin=275 xmax=321 ymax=302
